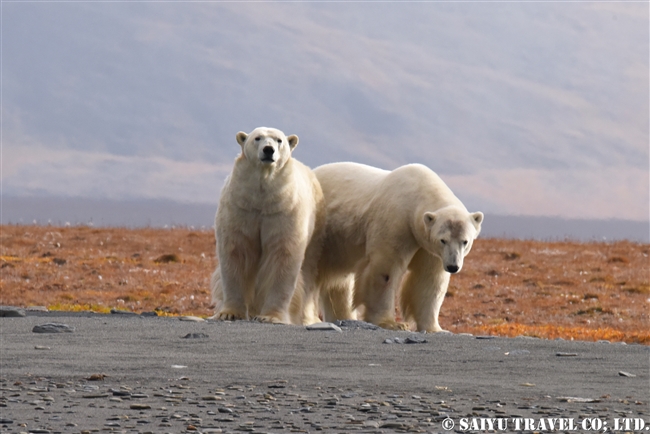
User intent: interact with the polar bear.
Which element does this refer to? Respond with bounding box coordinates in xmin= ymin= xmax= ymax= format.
xmin=310 ymin=162 xmax=483 ymax=332
xmin=211 ymin=127 xmax=325 ymax=325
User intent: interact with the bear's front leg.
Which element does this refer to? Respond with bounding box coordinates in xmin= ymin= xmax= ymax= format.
xmin=253 ymin=220 xmax=307 ymax=324
xmin=215 ymin=232 xmax=259 ymax=321
xmin=253 ymin=247 xmax=302 ymax=324
xmin=356 ymin=254 xmax=409 ymax=331
xmin=320 ymin=275 xmax=356 ymax=323
xmin=400 ymin=249 xmax=450 ymax=333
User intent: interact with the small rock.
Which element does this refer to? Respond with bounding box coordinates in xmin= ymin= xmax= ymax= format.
xmin=334 ymin=320 xmax=380 ymax=330
xmin=384 ymin=335 xmax=428 ymax=344
xmin=82 ymin=393 xmax=109 ymax=399
xmin=0 ymin=306 xmax=25 ymax=317
xmin=504 ymin=349 xmax=530 ymax=356
xmin=201 ymin=396 xmax=222 ymax=401
xmin=306 ymin=322 xmax=342 ymax=332
xmin=0 ymin=418 xmax=13 ymax=424
xmin=405 ymin=335 xmax=428 ymax=344
xmin=179 ymin=316 xmax=205 ymax=322
xmin=476 ymin=335 xmax=496 ymax=340
xmin=381 ymin=422 xmax=406 ymax=429
xmin=519 ymin=383 xmax=536 ymax=387
xmin=32 ymin=323 xmax=74 ymax=333
xmin=140 ymin=311 xmax=158 ymax=317
xmin=52 ymin=258 xmax=66 ymax=265
xmin=34 ymin=345 xmax=51 ymax=350
xmin=27 ymin=429 xmax=51 ymax=433
xmin=183 ymin=333 xmax=209 ymax=339
xmin=110 ymin=308 xmax=138 ymax=316
xmin=130 ymin=403 xmax=151 ymax=410
xmin=86 ymin=373 xmax=107 ymax=381
xmin=556 ymin=352 xmax=578 ymax=357
xmin=618 ymin=371 xmax=636 ymax=377
xmin=26 ymin=306 xmax=49 ymax=312
xmin=557 ymin=396 xmax=600 ymax=403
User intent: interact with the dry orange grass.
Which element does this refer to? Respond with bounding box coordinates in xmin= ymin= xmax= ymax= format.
xmin=1 ymin=225 xmax=648 ymax=344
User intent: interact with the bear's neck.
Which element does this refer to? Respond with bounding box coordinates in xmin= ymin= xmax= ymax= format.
xmin=231 ymin=157 xmax=297 ymax=213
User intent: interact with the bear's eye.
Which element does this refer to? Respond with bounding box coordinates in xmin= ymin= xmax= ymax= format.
xmin=277 ymin=138 xmax=282 ymax=144
xmin=255 ymin=136 xmax=261 ymax=141
xmin=440 ymin=240 xmax=446 ymax=245
xmin=463 ymin=240 xmax=468 ymax=246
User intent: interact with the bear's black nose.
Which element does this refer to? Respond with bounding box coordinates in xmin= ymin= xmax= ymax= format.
xmin=263 ymin=146 xmax=275 ymax=156
xmin=446 ymin=265 xmax=459 ymax=274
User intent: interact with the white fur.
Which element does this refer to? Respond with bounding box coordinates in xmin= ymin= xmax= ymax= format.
xmin=210 ymin=127 xmax=325 ymax=325
xmin=309 ymin=162 xmax=483 ymax=332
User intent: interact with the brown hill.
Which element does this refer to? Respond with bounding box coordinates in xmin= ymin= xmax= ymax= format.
xmin=1 ymin=225 xmax=648 ymax=344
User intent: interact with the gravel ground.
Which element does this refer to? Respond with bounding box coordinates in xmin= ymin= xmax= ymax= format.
xmin=0 ymin=310 xmax=648 ymax=434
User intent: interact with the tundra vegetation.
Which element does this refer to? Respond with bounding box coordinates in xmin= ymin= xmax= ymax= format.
xmin=1 ymin=225 xmax=647 ymax=344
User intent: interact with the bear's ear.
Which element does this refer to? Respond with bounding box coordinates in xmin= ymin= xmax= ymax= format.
xmin=236 ymin=132 xmax=248 ymax=147
xmin=287 ymin=135 xmax=299 ymax=150
xmin=471 ymin=212 xmax=484 ymax=227
xmin=423 ymin=212 xmax=436 ymax=229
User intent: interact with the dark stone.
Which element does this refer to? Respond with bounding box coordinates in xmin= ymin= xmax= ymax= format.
xmin=384 ymin=335 xmax=427 ymax=344
xmin=0 ymin=307 xmax=25 ymax=317
xmin=32 ymin=323 xmax=74 ymax=333
xmin=110 ymin=309 xmax=138 ymax=316
xmin=334 ymin=320 xmax=380 ymax=330
xmin=405 ymin=335 xmax=428 ymax=344
xmin=183 ymin=333 xmax=209 ymax=339
xmin=140 ymin=311 xmax=159 ymax=317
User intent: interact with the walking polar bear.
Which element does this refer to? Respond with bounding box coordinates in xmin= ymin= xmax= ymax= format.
xmin=211 ymin=127 xmax=324 ymax=325
xmin=311 ymin=162 xmax=483 ymax=332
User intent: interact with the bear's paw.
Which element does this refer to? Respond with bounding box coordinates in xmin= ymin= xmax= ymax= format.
xmin=212 ymin=309 xmax=246 ymax=321
xmin=253 ymin=314 xmax=287 ymax=325
xmin=377 ymin=320 xmax=410 ymax=331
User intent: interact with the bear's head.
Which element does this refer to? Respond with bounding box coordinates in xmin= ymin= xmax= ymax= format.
xmin=236 ymin=127 xmax=298 ymax=170
xmin=422 ymin=206 xmax=484 ymax=274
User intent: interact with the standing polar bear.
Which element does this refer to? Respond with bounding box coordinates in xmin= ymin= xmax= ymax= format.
xmin=211 ymin=127 xmax=324 ymax=325
xmin=311 ymin=162 xmax=483 ymax=332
